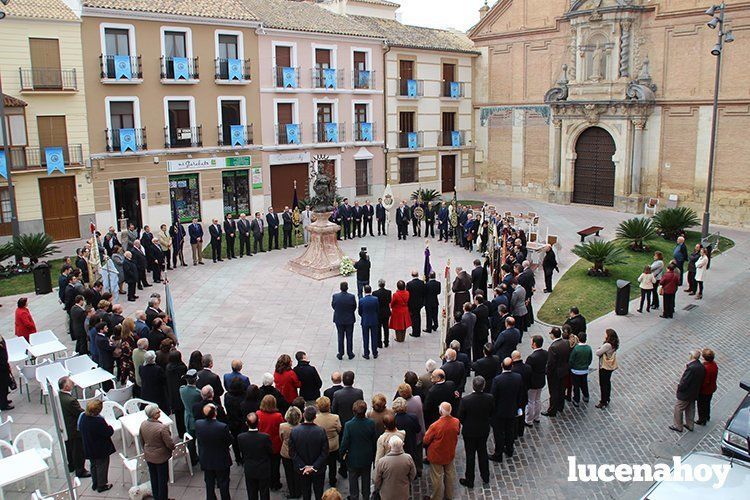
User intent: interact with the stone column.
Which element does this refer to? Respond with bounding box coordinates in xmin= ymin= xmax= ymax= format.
xmin=630 ymin=118 xmax=646 ymax=195
xmin=511 ymin=109 xmax=525 ymax=187
xmin=551 ymin=118 xmax=563 ymax=188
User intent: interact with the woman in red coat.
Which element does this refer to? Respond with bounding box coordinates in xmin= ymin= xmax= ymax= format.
xmin=389 ymin=280 xmax=411 ymax=343
xmin=696 ymin=348 xmax=718 ymax=425
xmin=257 ymin=394 xmax=285 ymax=491
xmin=273 ymin=354 xmax=300 ymax=404
xmin=659 ymin=263 xmax=680 ymax=319
xmin=14 ymin=297 xmax=37 ymax=341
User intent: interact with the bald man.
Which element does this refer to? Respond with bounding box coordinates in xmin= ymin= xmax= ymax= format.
xmin=423 ymin=402 xmax=460 ymax=500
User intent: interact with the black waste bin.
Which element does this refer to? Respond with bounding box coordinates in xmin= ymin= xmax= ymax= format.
xmin=615 ymin=279 xmax=630 ymax=316
xmin=33 ymin=262 xmax=52 ymax=295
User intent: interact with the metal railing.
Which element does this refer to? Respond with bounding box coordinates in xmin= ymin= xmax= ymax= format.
xmin=314 ymin=122 xmax=345 ymax=143
xmin=217 ymin=124 xmax=254 ymax=146
xmin=105 ymin=128 xmax=147 ymax=152
xmin=353 ymin=69 xmax=375 ymax=90
xmin=160 ymin=56 xmax=199 ymax=80
xmin=100 ymin=55 xmax=142 ymax=80
xmin=18 ymin=68 xmax=77 ymax=91
xmin=398 ymin=131 xmax=424 ymax=149
xmin=440 ymin=130 xmax=465 ymax=147
xmin=398 ymin=78 xmax=424 ymax=97
xmin=274 ymin=66 xmax=300 ymax=88
xmin=311 ymin=68 xmax=344 ymax=89
xmin=275 ymin=123 xmax=303 ymax=145
xmin=215 ymin=58 xmax=251 ymax=81
xmin=2 ymin=144 xmax=83 ymax=170
xmin=442 ymin=81 xmax=465 ymax=98
xmin=354 ymin=122 xmax=375 ymax=142
xmin=164 ymin=126 xmax=202 ymax=148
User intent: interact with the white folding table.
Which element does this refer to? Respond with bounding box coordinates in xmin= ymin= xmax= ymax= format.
xmin=70 ymin=367 xmax=116 ymax=398
xmin=0 ymin=449 xmax=51 ymax=500
xmin=119 ymin=410 xmax=175 ymax=456
xmin=27 ymin=340 xmax=67 ymax=360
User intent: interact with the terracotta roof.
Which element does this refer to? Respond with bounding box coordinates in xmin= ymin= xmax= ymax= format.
xmin=82 ymin=0 xmax=259 ymax=21
xmin=0 ymin=0 xmax=79 ymax=21
xmin=350 ymin=0 xmax=400 ymax=6
xmin=352 ymin=16 xmax=478 ymax=54
xmin=3 ymin=94 xmax=28 ymax=107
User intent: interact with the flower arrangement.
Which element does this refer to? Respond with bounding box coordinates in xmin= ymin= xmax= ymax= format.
xmin=340 ymin=256 xmax=355 ymax=276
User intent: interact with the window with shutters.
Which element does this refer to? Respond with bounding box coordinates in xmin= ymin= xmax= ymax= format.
xmin=399 ymin=158 xmax=417 ymax=184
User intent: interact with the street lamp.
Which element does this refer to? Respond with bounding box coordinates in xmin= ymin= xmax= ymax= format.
xmin=701 ymin=3 xmax=735 ymax=239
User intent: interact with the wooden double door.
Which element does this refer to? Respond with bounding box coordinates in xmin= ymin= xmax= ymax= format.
xmin=572 ymin=127 xmax=616 ymax=207
xmin=39 ymin=176 xmax=80 ymax=240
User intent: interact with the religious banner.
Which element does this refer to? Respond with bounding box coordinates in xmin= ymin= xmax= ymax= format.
xmin=450 ymin=81 xmax=461 ymax=98
xmin=282 ymin=67 xmax=298 ymax=88
xmin=323 ymin=68 xmax=337 ymax=89
xmin=407 ymin=132 xmax=418 ymax=149
xmin=324 ymin=122 xmax=338 ymax=143
xmin=173 ymin=57 xmax=190 ymax=80
xmin=119 ymin=128 xmax=136 ymax=152
xmin=359 ymin=122 xmax=373 ymax=142
xmin=230 ymin=125 xmax=245 ymax=146
xmin=451 ymin=131 xmax=462 ymax=147
xmin=407 ymin=79 xmax=418 ymax=97
xmin=286 ymin=123 xmax=301 ymax=144
xmin=114 ymin=55 xmax=132 ymax=80
xmin=357 ymin=70 xmax=371 ymax=88
xmin=0 ymin=151 xmax=7 ymax=179
xmin=45 ymin=147 xmax=65 ymax=175
xmin=228 ymin=58 xmax=243 ymax=81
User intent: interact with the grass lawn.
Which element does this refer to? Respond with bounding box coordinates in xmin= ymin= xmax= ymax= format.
xmin=457 ymin=199 xmax=486 ymax=208
xmin=536 ymin=230 xmax=735 ymax=326
xmin=0 ymin=257 xmax=68 ymax=298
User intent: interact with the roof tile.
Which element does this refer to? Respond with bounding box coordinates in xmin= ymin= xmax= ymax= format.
xmin=82 ymin=0 xmax=259 ymax=21
xmin=0 ymin=0 xmax=79 ymax=22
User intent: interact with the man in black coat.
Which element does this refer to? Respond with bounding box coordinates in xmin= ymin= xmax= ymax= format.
xmin=250 ymin=212 xmax=265 ymax=253
xmin=195 ymin=404 xmax=233 ymax=499
xmin=70 ymin=296 xmax=88 ymax=354
xmin=331 ymin=371 xmax=364 ymax=425
xmin=472 ymin=296 xmax=490 ymax=362
xmin=375 ymin=198 xmax=387 ymax=236
xmin=489 ymin=359 xmax=523 ymax=462
xmin=290 ymin=407 xmax=329 ymax=500
xmin=93 ymin=322 xmax=115 ymax=391
xmin=458 ymin=376 xmax=494 ymax=488
xmin=424 ymin=201 xmax=436 ymax=238
xmin=352 ymin=202 xmax=362 ymax=237
xmin=362 ymin=200 xmax=375 ymax=237
xmin=472 ymin=344 xmax=499 ymax=393
xmin=510 ymin=351 xmax=532 ymax=437
xmin=524 ymin=335 xmax=548 ymax=426
xmin=542 ymin=245 xmax=558 ymax=293
xmin=543 ymin=327 xmax=570 ymax=417
xmin=516 ymin=262 xmax=535 ymax=327
xmin=339 ymin=199 xmax=352 ymax=240
xmin=471 ymin=259 xmax=488 ymax=300
xmin=406 ymin=271 xmax=426 ymax=338
xmin=59 ymin=377 xmax=90 ymax=478
xmin=424 ymin=271 xmax=441 ymax=333
xmin=563 ymin=307 xmax=586 ymax=335
xmin=223 ymin=214 xmax=237 ymax=259
xmin=282 ymin=206 xmax=293 ymax=248
xmin=446 ymin=313 xmax=469 ymax=355
xmin=670 ymin=349 xmax=707 ymax=433
xmin=423 ymin=369 xmax=459 ymax=426
xmin=123 ymin=252 xmax=139 ymax=302
xmin=238 ymin=412 xmax=272 ymax=500
xmin=197 ymin=354 xmax=224 ymax=406
xmin=236 ymin=213 xmax=252 ymax=258
xmin=395 ymin=201 xmax=410 ymax=240
xmin=294 ymin=351 xmax=323 ymax=402
xmin=130 ymin=241 xmax=149 ymax=289
xmin=441 ymin=349 xmax=466 ymax=394
xmin=372 ymin=280 xmax=392 ymax=348
xmin=492 ymin=317 xmax=520 ymax=361
xmin=410 ymin=199 xmax=421 ymax=237
xmin=208 ymin=218 xmax=223 ymax=263
xmin=266 ymin=207 xmax=280 ymax=250
xmin=323 ymin=372 xmax=344 ymax=402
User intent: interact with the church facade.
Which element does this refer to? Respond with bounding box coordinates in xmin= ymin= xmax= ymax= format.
xmin=470 ymin=0 xmax=750 ymax=227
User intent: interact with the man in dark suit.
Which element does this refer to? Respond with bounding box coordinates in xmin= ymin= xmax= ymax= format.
xmin=148 ymin=240 xmax=165 ymax=284
xmin=458 ymin=376 xmax=494 ymax=488
xmin=372 ymin=279 xmax=392 ymax=348
xmin=123 ymin=252 xmax=138 ymax=302
xmin=282 ymin=206 xmax=293 ymax=248
xmin=409 ymin=199 xmax=420 ymax=237
xmin=543 ymin=327 xmax=570 ymax=417
xmin=294 ymin=351 xmax=323 ymax=402
xmin=441 ymin=349 xmax=466 ymax=394
xmin=250 ymin=212 xmax=265 ymax=253
xmin=352 ymin=201 xmax=363 ymax=237
xmin=489 ymin=358 xmax=523 ymax=462
xmin=208 ymin=218 xmax=223 ymax=262
xmin=223 ymin=214 xmax=237 ymax=259
xmin=290 ymin=406 xmax=329 ymax=500
xmin=670 ymin=349 xmax=706 ymax=433
xmin=424 ymin=271 xmax=441 ymax=333
xmin=375 ymin=198 xmax=387 ymax=236
xmin=169 ymin=221 xmax=187 ymax=267
xmin=188 ymin=218 xmax=204 ymax=265
xmin=424 ymin=201 xmax=436 ymax=238
xmin=70 ymin=296 xmax=88 ymax=354
xmin=563 ymin=307 xmax=587 ymax=336
xmin=490 ymin=287 xmax=509 ymax=338
xmin=93 ymin=322 xmax=115 ymax=391
xmin=362 ymin=200 xmax=375 ymax=237
xmin=238 ymin=412 xmax=272 ymax=500
xmin=542 ymin=245 xmax=558 ymax=292
xmin=471 ymin=259 xmax=488 ymax=300
xmin=358 ymin=286 xmax=380 ymax=359
xmin=524 ymin=335 xmax=548 ymax=426
xmin=331 ymin=282 xmax=357 ymax=360
xmin=437 ymin=202 xmax=449 ymax=241
xmin=395 ymin=201 xmax=410 ymax=240
xmin=472 ymin=295 xmax=490 ymax=362
xmin=331 ymin=371 xmax=364 ymax=426
xmin=59 ymin=377 xmax=90 ymax=478
xmin=340 ymin=199 xmax=352 ymax=240
xmin=510 ymin=351 xmax=532 ymax=437
xmin=517 ymin=261 xmax=535 ymax=327
xmin=197 ymin=354 xmax=224 ymax=406
xmin=492 ymin=317 xmax=520 ymax=362
xmin=237 ymin=213 xmax=252 ymax=258
xmin=195 ymin=404 xmax=233 ymax=500
xmin=323 ymin=372 xmax=343 ymax=402
xmin=130 ymin=240 xmax=149 ymax=289
xmin=266 ymin=207 xmax=280 ymax=250
xmin=472 ymin=343 xmax=499 ymax=393
xmin=406 ymin=271 xmax=425 ymax=338
xmin=423 ymin=369 xmax=459 ymax=426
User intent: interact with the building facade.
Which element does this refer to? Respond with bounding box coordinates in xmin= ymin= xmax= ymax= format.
xmin=471 ymin=0 xmax=750 ymax=227
xmin=0 ymin=0 xmax=94 ymax=240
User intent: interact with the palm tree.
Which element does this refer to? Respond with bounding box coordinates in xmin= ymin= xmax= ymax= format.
xmin=616 ymin=217 xmax=656 ymax=252
xmin=13 ymin=233 xmax=59 ymax=265
xmin=572 ymin=240 xmax=627 ymax=276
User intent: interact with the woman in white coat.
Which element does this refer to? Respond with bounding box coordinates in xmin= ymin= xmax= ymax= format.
xmin=694 ymin=247 xmax=709 ymax=300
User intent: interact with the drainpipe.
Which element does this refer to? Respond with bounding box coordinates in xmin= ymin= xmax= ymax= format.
xmin=382 ymin=40 xmax=391 ymax=187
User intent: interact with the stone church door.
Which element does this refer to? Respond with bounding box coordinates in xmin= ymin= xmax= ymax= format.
xmin=573 ymin=127 xmax=616 ymax=207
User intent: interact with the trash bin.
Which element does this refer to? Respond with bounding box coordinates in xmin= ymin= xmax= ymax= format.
xmin=32 ymin=262 xmax=52 ymax=295
xmin=615 ymin=279 xmax=630 ymax=316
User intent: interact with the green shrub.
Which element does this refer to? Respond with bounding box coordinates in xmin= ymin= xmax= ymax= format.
xmin=0 ymin=242 xmax=15 ymax=264
xmin=572 ymin=239 xmax=627 ymax=276
xmin=13 ymin=233 xmax=59 ymax=264
xmin=616 ymin=217 xmax=656 ymax=252
xmin=411 ymin=188 xmax=441 ymax=203
xmin=652 ymin=207 xmax=699 ymax=240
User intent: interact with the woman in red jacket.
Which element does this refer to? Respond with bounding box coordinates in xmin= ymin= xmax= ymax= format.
xmin=273 ymin=354 xmax=300 ymax=404
xmin=256 ymin=394 xmax=285 ymax=491
xmin=696 ymin=348 xmax=718 ymax=425
xmin=389 ymin=280 xmax=411 ymax=343
xmin=659 ymin=263 xmax=680 ymax=319
xmin=14 ymin=297 xmax=37 ymax=341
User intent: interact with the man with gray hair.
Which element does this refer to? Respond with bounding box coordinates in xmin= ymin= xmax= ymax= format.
xmin=145 ymin=296 xmax=161 ymax=327
xmin=140 ymin=403 xmax=175 ymax=500
xmin=419 ymin=359 xmax=437 ymax=393
xmin=372 ymin=278 xmax=392 ymax=348
xmin=670 ymin=349 xmax=706 ymax=433
xmin=374 ymin=435 xmax=416 ymax=499
xmin=123 ymin=250 xmax=138 ymax=301
xmin=423 ymin=402 xmax=460 ymax=500
xmin=197 ymin=353 xmax=224 ymax=405
xmin=58 ymin=376 xmax=89 ymax=478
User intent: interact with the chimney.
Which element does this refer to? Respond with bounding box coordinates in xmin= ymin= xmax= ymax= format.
xmin=479 ymin=1 xmax=490 ymax=20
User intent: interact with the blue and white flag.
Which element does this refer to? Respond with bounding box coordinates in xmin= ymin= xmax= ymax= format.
xmin=357 ymin=70 xmax=371 ymax=88
xmin=230 ymin=125 xmax=245 ymax=146
xmin=173 ymin=57 xmax=190 ymax=80
xmin=0 ymin=151 xmax=7 ymax=180
xmin=407 ymin=79 xmax=418 ymax=97
xmin=119 ymin=128 xmax=136 ymax=152
xmin=450 ymin=81 xmax=461 ymax=98
xmin=324 ymin=122 xmax=338 ymax=142
xmin=114 ymin=55 xmax=132 ymax=80
xmin=286 ymin=123 xmax=300 ymax=144
xmin=407 ymin=132 xmax=418 ymax=149
xmin=282 ymin=67 xmax=297 ymax=88
xmin=359 ymin=122 xmax=373 ymax=142
xmin=45 ymin=147 xmax=65 ymax=175
xmin=451 ymin=131 xmax=462 ymax=147
xmin=228 ymin=58 xmax=243 ymax=81
xmin=323 ymin=68 xmax=337 ymax=89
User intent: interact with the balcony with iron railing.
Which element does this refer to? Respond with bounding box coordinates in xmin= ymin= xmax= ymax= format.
xmin=217 ymin=124 xmax=254 ymax=146
xmin=398 ymin=78 xmax=424 ymax=98
xmin=314 ymin=122 xmax=345 ymax=143
xmin=354 ymin=122 xmax=376 ymax=142
xmin=105 ymin=128 xmax=147 ymax=153
xmin=100 ymin=55 xmax=143 ymax=82
xmin=353 ymin=69 xmax=375 ymax=90
xmin=274 ymin=66 xmax=300 ymax=89
xmin=275 ymin=123 xmax=303 ymax=145
xmin=441 ymin=81 xmax=465 ymax=98
xmin=439 ymin=130 xmax=466 ymax=148
xmin=19 ymin=68 xmax=77 ymax=92
xmin=398 ymin=131 xmax=424 ymax=149
xmin=312 ymin=68 xmax=344 ymax=90
xmin=215 ymin=58 xmax=251 ymax=82
xmin=1 ymin=144 xmax=83 ymax=170
xmin=164 ymin=126 xmax=202 ymax=148
xmin=160 ymin=56 xmax=199 ymax=82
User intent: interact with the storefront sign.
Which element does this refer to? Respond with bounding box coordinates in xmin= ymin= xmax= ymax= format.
xmin=167 ymin=156 xmax=252 ymax=173
xmin=251 ymin=167 xmax=263 ymax=189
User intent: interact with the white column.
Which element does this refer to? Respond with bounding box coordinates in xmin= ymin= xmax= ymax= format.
xmin=551 ymin=118 xmax=562 ymax=188
xmin=511 ymin=109 xmax=525 ymax=186
xmin=630 ymin=118 xmax=646 ymax=195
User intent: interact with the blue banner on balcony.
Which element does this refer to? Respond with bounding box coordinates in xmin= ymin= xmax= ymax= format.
xmin=357 ymin=70 xmax=371 ymax=88
xmin=451 ymin=131 xmax=462 ymax=147
xmin=360 ymin=122 xmax=373 ymax=142
xmin=173 ymin=57 xmax=190 ymax=80
xmin=228 ymin=58 xmax=243 ymax=81
xmin=230 ymin=125 xmax=245 ymax=146
xmin=450 ymin=81 xmax=461 ymax=98
xmin=114 ymin=55 xmax=132 ymax=80
xmin=119 ymin=128 xmax=137 ymax=152
xmin=0 ymin=151 xmax=7 ymax=180
xmin=45 ymin=147 xmax=65 ymax=175
xmin=325 ymin=123 xmax=338 ymax=142
xmin=282 ymin=67 xmax=297 ymax=88
xmin=286 ymin=123 xmax=300 ymax=144
xmin=407 ymin=132 xmax=418 ymax=149
xmin=407 ymin=79 xmax=417 ymax=97
xmin=323 ymin=68 xmax=337 ymax=89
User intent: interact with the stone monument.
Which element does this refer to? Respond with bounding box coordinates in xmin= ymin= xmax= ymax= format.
xmin=288 ymin=164 xmax=345 ymax=280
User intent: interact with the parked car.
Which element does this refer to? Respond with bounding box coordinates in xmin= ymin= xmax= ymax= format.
xmin=721 ymin=380 xmax=750 ymax=462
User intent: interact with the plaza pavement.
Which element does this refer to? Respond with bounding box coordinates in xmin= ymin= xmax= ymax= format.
xmin=0 ymin=192 xmax=748 ymax=499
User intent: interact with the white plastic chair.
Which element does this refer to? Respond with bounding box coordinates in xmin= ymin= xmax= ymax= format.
xmin=17 ymin=359 xmax=51 ymax=402
xmin=14 ymin=428 xmax=58 ymax=475
xmin=32 ymin=477 xmax=80 ymax=500
xmin=0 ymin=415 xmax=13 ymax=442
xmin=5 ymin=337 xmax=30 ymax=364
xmin=169 ymin=433 xmax=194 ymax=483
xmin=35 ymin=362 xmax=70 ymax=412
xmin=0 ymin=439 xmax=16 ymax=458
xmin=123 ymin=398 xmax=151 ymax=415
xmin=101 ymin=400 xmax=126 ymax=436
xmin=64 ymin=355 xmax=97 ymax=375
xmin=29 ymin=330 xmax=58 ymax=346
xmin=120 ymin=452 xmax=149 ymax=487
xmin=77 ymin=392 xmax=104 ymax=409
xmin=96 ymin=381 xmax=133 ymax=405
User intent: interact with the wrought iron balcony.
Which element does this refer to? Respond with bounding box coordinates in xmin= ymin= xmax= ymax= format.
xmin=215 ymin=58 xmax=251 ymax=81
xmin=353 ymin=69 xmax=375 ymax=90
xmin=2 ymin=144 xmax=83 ymax=170
xmin=314 ymin=122 xmax=345 ymax=143
xmin=160 ymin=56 xmax=199 ymax=81
xmin=312 ymin=68 xmax=344 ymax=89
xmin=274 ymin=66 xmax=300 ymax=88
xmin=164 ymin=126 xmax=202 ymax=148
xmin=398 ymin=131 xmax=424 ymax=149
xmin=275 ymin=123 xmax=303 ymax=145
xmin=354 ymin=122 xmax=376 ymax=142
xmin=19 ymin=68 xmax=77 ymax=91
xmin=398 ymin=78 xmax=424 ymax=97
xmin=100 ymin=55 xmax=142 ymax=81
xmin=106 ymin=128 xmax=147 ymax=152
xmin=442 ymin=81 xmax=465 ymax=98
xmin=217 ymin=124 xmax=254 ymax=146
xmin=440 ymin=130 xmax=466 ymax=147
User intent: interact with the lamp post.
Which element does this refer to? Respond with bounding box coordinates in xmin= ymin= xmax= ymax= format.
xmin=702 ymin=3 xmax=735 ymax=239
